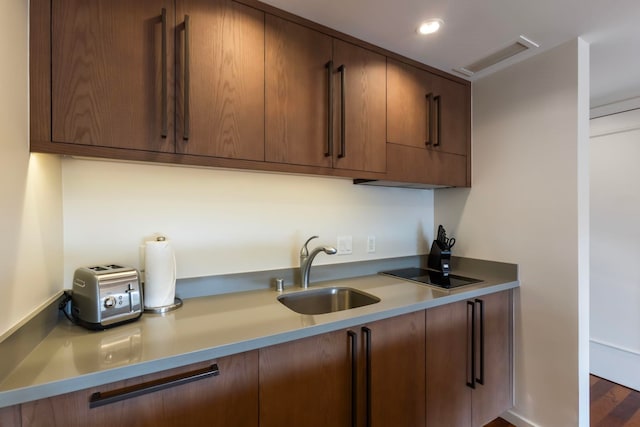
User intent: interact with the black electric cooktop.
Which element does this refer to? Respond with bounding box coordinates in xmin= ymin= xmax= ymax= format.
xmin=380 ymin=267 xmax=482 ymax=290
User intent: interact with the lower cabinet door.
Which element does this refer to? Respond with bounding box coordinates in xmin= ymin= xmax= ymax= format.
xmin=471 ymin=290 xmax=512 ymax=427
xmin=259 ymin=329 xmax=353 ymax=427
xmin=259 ymin=312 xmax=426 ymax=427
xmin=426 ymin=290 xmax=512 ymax=427
xmin=0 ymin=405 xmax=20 ymax=427
xmin=368 ymin=310 xmax=426 ymax=427
xmin=20 ymin=351 xmax=259 ymax=427
xmin=426 ymin=298 xmax=473 ymax=427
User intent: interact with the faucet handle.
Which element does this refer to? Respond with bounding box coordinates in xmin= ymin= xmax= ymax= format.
xmin=301 ymin=235 xmax=319 ymax=257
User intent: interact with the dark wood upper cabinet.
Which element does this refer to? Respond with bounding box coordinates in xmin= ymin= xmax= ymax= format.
xmin=48 ymin=0 xmax=264 ymax=160
xmin=51 ymin=0 xmax=175 ymax=152
xmin=265 ymin=20 xmax=386 ymax=173
xmin=332 ymin=40 xmax=387 ymax=173
xmin=387 ymin=59 xmax=430 ymax=151
xmin=175 ymin=0 xmax=265 ymax=161
xmin=32 ymin=0 xmax=470 ymax=186
xmin=386 ymin=58 xmax=471 ymax=187
xmin=432 ymin=75 xmax=470 ymax=157
xmin=265 ymin=15 xmax=333 ymax=168
xmin=387 ymin=58 xmax=470 ymax=157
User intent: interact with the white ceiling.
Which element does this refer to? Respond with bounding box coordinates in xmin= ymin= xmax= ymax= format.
xmin=260 ymin=0 xmax=640 ymax=109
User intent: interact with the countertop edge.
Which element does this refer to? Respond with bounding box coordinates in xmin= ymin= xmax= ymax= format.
xmin=0 ymin=279 xmax=518 ymax=408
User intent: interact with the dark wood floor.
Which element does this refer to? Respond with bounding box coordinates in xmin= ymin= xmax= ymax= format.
xmin=483 ymin=375 xmax=640 ymax=427
xmin=484 ymin=417 xmax=514 ymax=427
xmin=591 ymin=375 xmax=640 ymax=427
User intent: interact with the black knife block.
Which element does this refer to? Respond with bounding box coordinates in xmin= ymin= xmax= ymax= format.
xmin=428 ymin=240 xmax=451 ymax=276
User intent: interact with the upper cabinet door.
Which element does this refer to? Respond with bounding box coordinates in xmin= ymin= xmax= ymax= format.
xmin=332 ymin=40 xmax=386 ymax=173
xmin=51 ymin=0 xmax=175 ymax=152
xmin=387 ymin=59 xmax=428 ymax=150
xmin=265 ymin=15 xmax=333 ymax=168
xmin=432 ymin=76 xmax=470 ymax=157
xmin=176 ymin=0 xmax=265 ymax=161
xmin=387 ymin=58 xmax=470 ymax=157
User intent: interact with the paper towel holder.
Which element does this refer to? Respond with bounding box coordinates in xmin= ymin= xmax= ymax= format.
xmin=144 ymin=297 xmax=183 ymax=314
xmin=142 ymin=234 xmax=182 ymax=314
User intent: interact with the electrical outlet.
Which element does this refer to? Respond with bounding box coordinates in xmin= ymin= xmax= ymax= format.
xmin=337 ymin=236 xmax=353 ymax=255
xmin=367 ymin=235 xmax=376 ymax=253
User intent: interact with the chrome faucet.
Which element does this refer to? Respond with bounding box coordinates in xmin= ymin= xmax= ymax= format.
xmin=299 ymin=236 xmax=337 ymax=288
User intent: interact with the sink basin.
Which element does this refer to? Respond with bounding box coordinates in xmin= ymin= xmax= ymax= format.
xmin=278 ymin=287 xmax=381 ymax=315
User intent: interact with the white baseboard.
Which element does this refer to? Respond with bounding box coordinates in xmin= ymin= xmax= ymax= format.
xmin=590 ymin=339 xmax=640 ymax=391
xmin=590 ymin=96 xmax=640 ymax=118
xmin=500 ymin=409 xmax=539 ymax=427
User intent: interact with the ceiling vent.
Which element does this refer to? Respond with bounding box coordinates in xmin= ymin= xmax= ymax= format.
xmin=456 ymin=35 xmax=539 ymax=77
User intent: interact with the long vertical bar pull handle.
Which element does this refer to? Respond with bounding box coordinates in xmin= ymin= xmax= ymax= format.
xmin=433 ymin=94 xmax=441 ymax=147
xmin=348 ymin=330 xmax=358 ymax=427
xmin=338 ymin=64 xmax=346 ymax=158
xmin=362 ymin=327 xmax=372 ymax=427
xmin=325 ymin=61 xmax=334 ymax=157
xmin=425 ymin=93 xmax=433 ymax=146
xmin=183 ymin=15 xmax=191 ymax=141
xmin=466 ymin=300 xmax=476 ymax=389
xmin=475 ymin=298 xmax=485 ymax=385
xmin=161 ymin=8 xmax=168 ymax=138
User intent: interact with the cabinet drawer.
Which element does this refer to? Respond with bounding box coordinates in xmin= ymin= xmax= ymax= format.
xmin=386 ymin=143 xmax=469 ymax=187
xmin=20 ymin=351 xmax=259 ymax=427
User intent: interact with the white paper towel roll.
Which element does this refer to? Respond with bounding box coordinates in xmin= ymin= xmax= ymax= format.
xmin=144 ymin=236 xmax=176 ymax=308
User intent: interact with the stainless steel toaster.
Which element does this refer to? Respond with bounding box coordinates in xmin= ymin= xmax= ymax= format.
xmin=72 ymin=265 xmax=143 ymax=330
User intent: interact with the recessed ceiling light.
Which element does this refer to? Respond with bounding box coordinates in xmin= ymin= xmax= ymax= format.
xmin=417 ymin=19 xmax=443 ymax=35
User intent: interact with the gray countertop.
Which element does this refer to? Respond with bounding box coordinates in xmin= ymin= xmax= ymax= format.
xmin=0 ymin=259 xmax=518 ymax=408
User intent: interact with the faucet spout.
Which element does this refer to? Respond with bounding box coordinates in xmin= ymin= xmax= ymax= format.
xmin=299 ymin=236 xmax=337 ymax=288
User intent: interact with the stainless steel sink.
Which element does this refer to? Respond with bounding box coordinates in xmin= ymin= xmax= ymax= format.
xmin=278 ymin=287 xmax=380 ymax=315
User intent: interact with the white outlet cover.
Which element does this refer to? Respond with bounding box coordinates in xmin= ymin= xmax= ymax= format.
xmin=367 ymin=235 xmax=376 ymax=253
xmin=337 ymin=236 xmax=353 ymax=255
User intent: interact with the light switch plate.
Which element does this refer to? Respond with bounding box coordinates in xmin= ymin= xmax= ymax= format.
xmin=337 ymin=236 xmax=353 ymax=255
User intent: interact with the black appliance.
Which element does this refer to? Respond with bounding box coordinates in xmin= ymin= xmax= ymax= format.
xmin=428 ymin=240 xmax=451 ymax=275
xmin=428 ymin=225 xmax=456 ymax=276
xmin=380 ymin=267 xmax=482 ymax=290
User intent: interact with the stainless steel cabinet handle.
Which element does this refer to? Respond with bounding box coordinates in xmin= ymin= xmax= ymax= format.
xmin=183 ymin=15 xmax=191 ymax=141
xmin=348 ymin=330 xmax=358 ymax=427
xmin=362 ymin=326 xmax=372 ymax=427
xmin=338 ymin=64 xmax=346 ymax=158
xmin=475 ymin=298 xmax=485 ymax=385
xmin=89 ymin=364 xmax=220 ymax=408
xmin=466 ymin=300 xmax=476 ymax=389
xmin=325 ymin=60 xmax=334 ymax=157
xmin=161 ymin=8 xmax=168 ymax=138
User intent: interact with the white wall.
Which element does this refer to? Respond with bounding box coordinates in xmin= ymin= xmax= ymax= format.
xmin=62 ymin=158 xmax=434 ymax=286
xmin=434 ymin=39 xmax=590 ymax=427
xmin=590 ymin=107 xmax=640 ymax=391
xmin=0 ymin=0 xmax=63 ymax=338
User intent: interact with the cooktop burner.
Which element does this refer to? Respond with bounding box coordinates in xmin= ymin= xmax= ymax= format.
xmin=380 ymin=267 xmax=482 ymax=289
